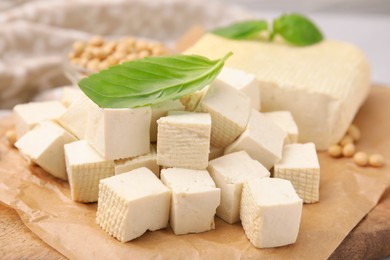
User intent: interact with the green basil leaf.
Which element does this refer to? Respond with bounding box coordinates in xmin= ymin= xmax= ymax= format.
xmin=78 ymin=52 xmax=232 ymax=108
xmin=212 ymin=20 xmax=268 ymax=39
xmin=272 ymin=13 xmax=323 ymax=46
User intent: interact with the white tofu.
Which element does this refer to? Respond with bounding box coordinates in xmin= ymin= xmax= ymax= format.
xmin=274 ymin=143 xmax=320 ymax=203
xmin=240 ymin=178 xmax=303 ymax=248
xmin=13 ymin=101 xmax=66 ymax=139
xmin=86 ymin=102 xmax=151 ymax=160
xmin=64 ymin=140 xmax=115 ymax=203
xmin=195 ymin=79 xmax=251 ymax=148
xmin=185 ymin=34 xmax=370 ymax=150
xmin=114 ymin=144 xmax=159 ymax=177
xmin=208 ymin=151 xmax=270 ymax=224
xmin=96 ymin=168 xmax=170 ymax=242
xmin=157 ymin=111 xmax=211 ymax=169
xmin=15 ymin=121 xmax=76 ymax=180
xmin=217 ymin=67 xmax=261 ymax=110
xmin=209 ymin=146 xmax=224 ymax=161
xmin=225 ymin=110 xmax=286 ymax=170
xmin=263 ymin=111 xmax=299 ymax=144
xmin=61 ymin=86 xmax=83 ymax=107
xmin=160 ymin=168 xmax=220 ymax=235
xmin=150 ymin=100 xmax=184 ymax=142
xmin=57 ymin=94 xmax=94 ymax=139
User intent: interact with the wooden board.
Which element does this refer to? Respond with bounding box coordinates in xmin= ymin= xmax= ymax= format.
xmin=0 ymin=86 xmax=390 ymax=259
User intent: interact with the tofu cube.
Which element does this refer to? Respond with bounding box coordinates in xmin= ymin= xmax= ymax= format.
xmin=86 ymin=103 xmax=151 ymax=160
xmin=57 ymin=94 xmax=94 ymax=139
xmin=263 ymin=111 xmax=299 ymax=144
xmin=196 ymin=79 xmax=251 ymax=148
xmin=15 ymin=121 xmax=77 ymax=180
xmin=13 ymin=101 xmax=66 ymax=139
xmin=274 ymin=143 xmax=320 ymax=203
xmin=209 ymin=146 xmax=224 ymax=161
xmin=96 ymin=168 xmax=170 ymax=242
xmin=61 ymin=86 xmax=83 ymax=107
xmin=115 ymin=144 xmax=159 ymax=177
xmin=157 ymin=111 xmax=211 ymax=169
xmin=160 ymin=168 xmax=220 ymax=235
xmin=150 ymin=100 xmax=185 ymax=142
xmin=217 ymin=67 xmax=261 ymax=110
xmin=240 ymin=178 xmax=303 ymax=248
xmin=179 ymin=86 xmax=209 ymax=112
xmin=225 ymin=110 xmax=286 ymax=170
xmin=64 ymin=140 xmax=115 ymax=203
xmin=208 ymin=151 xmax=270 ymax=224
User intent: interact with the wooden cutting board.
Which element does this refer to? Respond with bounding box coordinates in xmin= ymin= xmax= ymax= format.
xmin=0 ymin=86 xmax=389 ymax=259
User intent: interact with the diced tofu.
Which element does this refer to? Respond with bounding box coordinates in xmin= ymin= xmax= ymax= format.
xmin=225 ymin=110 xmax=286 ymax=170
xmin=115 ymin=145 xmax=159 ymax=177
xmin=160 ymin=168 xmax=220 ymax=235
xmin=208 ymin=151 xmax=270 ymax=224
xmin=86 ymin=102 xmax=151 ymax=160
xmin=217 ymin=67 xmax=261 ymax=110
xmin=263 ymin=111 xmax=299 ymax=144
xmin=150 ymin=100 xmax=184 ymax=142
xmin=240 ymin=178 xmax=303 ymax=248
xmin=15 ymin=121 xmax=76 ymax=180
xmin=209 ymin=146 xmax=224 ymax=161
xmin=157 ymin=111 xmax=211 ymax=169
xmin=57 ymin=94 xmax=94 ymax=139
xmin=274 ymin=143 xmax=320 ymax=203
xmin=64 ymin=140 xmax=115 ymax=203
xmin=13 ymin=101 xmax=66 ymax=139
xmin=195 ymin=79 xmax=251 ymax=148
xmin=96 ymin=168 xmax=170 ymax=242
xmin=61 ymin=86 xmax=83 ymax=107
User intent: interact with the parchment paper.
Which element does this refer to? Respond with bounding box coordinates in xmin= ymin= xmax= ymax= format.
xmin=0 ymin=86 xmax=389 ymax=259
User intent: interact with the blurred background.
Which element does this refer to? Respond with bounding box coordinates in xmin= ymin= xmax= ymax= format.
xmin=0 ymin=0 xmax=389 ymax=111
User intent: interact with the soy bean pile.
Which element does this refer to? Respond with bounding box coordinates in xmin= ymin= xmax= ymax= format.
xmin=68 ymin=36 xmax=169 ymax=72
xmin=328 ymin=124 xmax=384 ymax=168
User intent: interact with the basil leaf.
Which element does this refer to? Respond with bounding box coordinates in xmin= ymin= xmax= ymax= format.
xmin=272 ymin=13 xmax=323 ymax=46
xmin=212 ymin=20 xmax=268 ymax=39
xmin=78 ymin=52 xmax=232 ymax=108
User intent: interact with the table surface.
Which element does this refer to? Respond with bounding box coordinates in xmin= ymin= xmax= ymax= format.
xmin=1 ymin=87 xmax=390 ymax=259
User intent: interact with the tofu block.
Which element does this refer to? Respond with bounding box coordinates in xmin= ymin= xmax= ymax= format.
xmin=185 ymin=33 xmax=370 ymax=150
xmin=115 ymin=145 xmax=159 ymax=177
xmin=274 ymin=143 xmax=320 ymax=203
xmin=157 ymin=111 xmax=211 ymax=169
xmin=263 ymin=111 xmax=299 ymax=144
xmin=15 ymin=121 xmax=76 ymax=180
xmin=13 ymin=101 xmax=66 ymax=139
xmin=240 ymin=178 xmax=303 ymax=248
xmin=209 ymin=146 xmax=224 ymax=161
xmin=150 ymin=100 xmax=185 ymax=142
xmin=208 ymin=151 xmax=270 ymax=224
xmin=225 ymin=110 xmax=287 ymax=170
xmin=57 ymin=94 xmax=94 ymax=139
xmin=195 ymin=79 xmax=251 ymax=148
xmin=160 ymin=168 xmax=220 ymax=235
xmin=96 ymin=168 xmax=170 ymax=242
xmin=64 ymin=140 xmax=115 ymax=203
xmin=61 ymin=86 xmax=83 ymax=107
xmin=86 ymin=103 xmax=151 ymax=160
xmin=217 ymin=67 xmax=261 ymax=110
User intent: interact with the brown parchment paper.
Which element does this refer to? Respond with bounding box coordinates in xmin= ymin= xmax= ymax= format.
xmin=0 ymin=86 xmax=390 ymax=259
